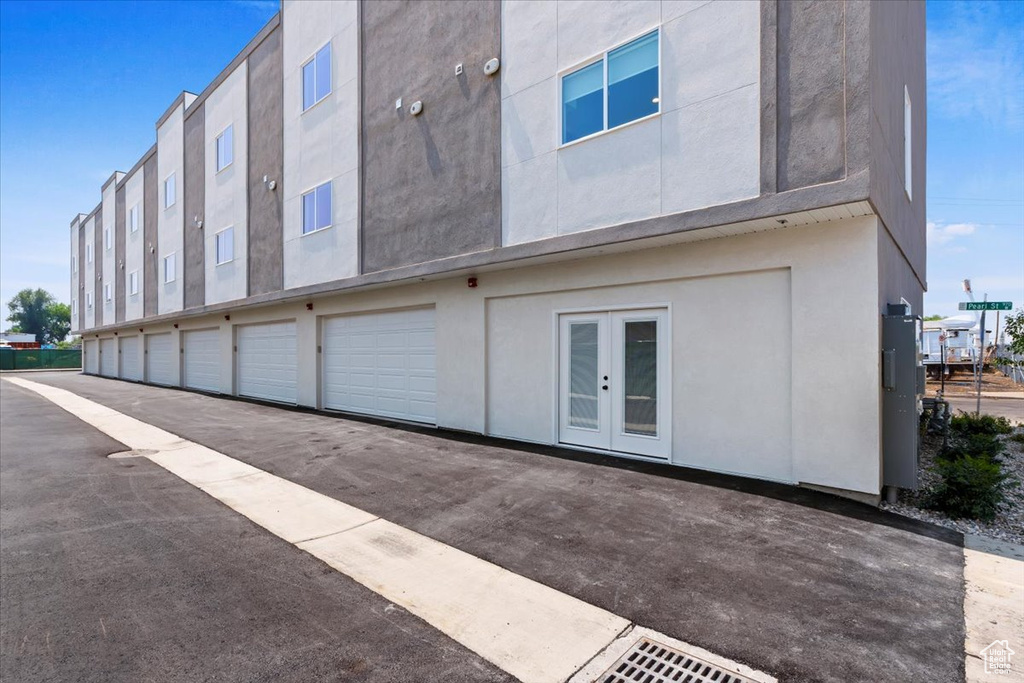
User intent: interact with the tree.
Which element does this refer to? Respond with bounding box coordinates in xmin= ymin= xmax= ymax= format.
xmin=1003 ymin=308 xmax=1024 ymax=356
xmin=5 ymin=289 xmax=71 ymax=345
xmin=923 ymin=314 xmax=946 ymax=321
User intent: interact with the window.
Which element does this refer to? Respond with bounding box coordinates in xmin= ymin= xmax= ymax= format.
xmin=216 ymin=125 xmax=233 ymax=172
xmin=129 ymin=270 xmax=139 ymax=295
xmin=129 ymin=204 xmax=139 ymax=233
xmin=86 ymin=242 xmax=93 ymax=263
xmin=73 ymin=298 xmax=78 ymax=315
xmin=302 ymin=43 xmax=332 ymax=111
xmin=164 ymin=173 xmax=176 ymax=209
xmin=216 ymin=227 xmax=234 ymax=264
xmin=104 ymin=283 xmax=112 ymax=302
xmin=86 ymin=292 xmax=93 ymax=309
xmin=163 ymin=253 xmax=176 ymax=283
xmin=104 ymin=226 xmax=112 ymax=250
xmin=561 ymin=30 xmax=659 ymax=145
xmin=301 ymin=181 xmax=332 ymax=234
xmin=72 ymin=255 xmax=77 ymax=273
xmin=904 ymin=85 xmax=912 ymax=200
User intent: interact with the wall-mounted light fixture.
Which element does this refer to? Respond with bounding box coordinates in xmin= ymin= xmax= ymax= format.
xmin=467 ymin=277 xmax=478 ymax=288
xmin=224 ymin=315 xmax=230 ymax=321
xmin=194 ymin=215 xmax=203 ymax=229
xmin=483 ymin=57 xmax=500 ymax=76
xmin=409 ymin=100 xmax=423 ymax=116
xmin=306 ymin=302 xmax=314 ymax=311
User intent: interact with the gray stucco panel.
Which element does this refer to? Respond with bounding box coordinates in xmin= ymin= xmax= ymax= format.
xmin=184 ymin=104 xmax=206 ymax=310
xmin=94 ymin=207 xmax=103 ymax=317
xmin=247 ymin=25 xmax=284 ymax=296
xmin=360 ymin=0 xmax=501 ymax=273
xmin=115 ymin=187 xmax=126 ymax=322
xmin=143 ymin=154 xmax=159 ymax=317
xmin=776 ymin=0 xmax=847 ymax=191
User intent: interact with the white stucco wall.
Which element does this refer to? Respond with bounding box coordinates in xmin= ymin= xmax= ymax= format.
xmin=281 ymin=0 xmax=359 ymax=290
xmin=70 ymin=221 xmax=80 ymax=333
xmin=101 ymin=180 xmax=118 ymax=326
xmin=157 ymin=99 xmax=188 ymax=315
xmin=83 ymin=215 xmax=96 ymax=329
xmin=124 ymin=168 xmax=145 ymax=322
xmin=205 ymin=63 xmax=249 ymax=305
xmin=500 ymin=0 xmax=761 ymax=245
xmin=107 ymin=215 xmax=885 ymax=496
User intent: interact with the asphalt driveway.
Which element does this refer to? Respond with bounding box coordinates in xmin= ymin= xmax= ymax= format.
xmin=2 ymin=372 xmax=966 ymax=682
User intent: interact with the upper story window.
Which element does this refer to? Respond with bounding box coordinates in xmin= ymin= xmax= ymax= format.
xmin=164 ymin=173 xmax=176 ymax=209
xmin=129 ymin=204 xmax=139 ymax=233
xmin=72 ymin=254 xmax=77 ymax=273
xmin=163 ymin=252 xmax=176 ymax=284
xmin=561 ymin=30 xmax=660 ymax=145
xmin=72 ymin=298 xmax=77 ymax=315
xmin=301 ymin=181 xmax=332 ymax=234
xmin=86 ymin=242 xmax=93 ymax=263
xmin=904 ymin=85 xmax=912 ymax=201
xmin=302 ymin=43 xmax=332 ymax=111
xmin=104 ymin=226 xmax=112 ymax=251
xmin=129 ymin=270 xmax=139 ymax=296
xmin=86 ymin=291 xmax=93 ymax=309
xmin=216 ymin=125 xmax=234 ymax=172
xmin=104 ymin=283 xmax=112 ymax=303
xmin=216 ymin=227 xmax=234 ymax=264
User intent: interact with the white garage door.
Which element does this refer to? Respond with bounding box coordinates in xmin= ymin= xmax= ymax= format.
xmin=237 ymin=321 xmax=297 ymax=404
xmin=84 ymin=340 xmax=99 ymax=374
xmin=146 ymin=333 xmax=176 ymax=386
xmin=120 ymin=336 xmax=141 ymax=381
xmin=183 ymin=329 xmax=220 ymax=393
xmin=99 ymin=338 xmax=117 ymax=377
xmin=323 ymin=308 xmax=436 ymax=423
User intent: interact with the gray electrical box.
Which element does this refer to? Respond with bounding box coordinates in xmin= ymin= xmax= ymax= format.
xmin=882 ymin=309 xmax=922 ymax=489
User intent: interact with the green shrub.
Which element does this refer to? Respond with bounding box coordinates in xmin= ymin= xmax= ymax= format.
xmin=950 ymin=412 xmax=1014 ymax=437
xmin=943 ymin=433 xmax=1006 ymax=462
xmin=926 ymin=456 xmax=1009 ymax=522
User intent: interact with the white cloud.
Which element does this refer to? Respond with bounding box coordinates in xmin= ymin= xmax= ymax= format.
xmin=927 ymin=221 xmax=979 ymax=246
xmin=928 ymin=2 xmax=1024 ymax=129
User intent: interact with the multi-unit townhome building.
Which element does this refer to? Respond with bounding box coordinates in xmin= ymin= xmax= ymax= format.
xmin=70 ymin=0 xmax=925 ymax=504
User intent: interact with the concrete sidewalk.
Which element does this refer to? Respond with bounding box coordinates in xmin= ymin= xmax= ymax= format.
xmin=7 ymin=372 xmax=968 ymax=682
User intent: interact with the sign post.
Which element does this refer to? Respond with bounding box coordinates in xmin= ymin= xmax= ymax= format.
xmin=956 ymin=300 xmax=1014 ymax=415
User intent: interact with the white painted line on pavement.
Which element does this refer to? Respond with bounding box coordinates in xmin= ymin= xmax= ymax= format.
xmin=4 ymin=376 xmax=631 ymax=683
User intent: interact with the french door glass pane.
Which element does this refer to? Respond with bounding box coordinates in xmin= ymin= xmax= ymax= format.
xmin=569 ymin=322 xmax=600 ymax=429
xmin=623 ymin=320 xmax=657 ymax=436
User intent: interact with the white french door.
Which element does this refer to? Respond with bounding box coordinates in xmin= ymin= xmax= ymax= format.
xmin=558 ymin=309 xmax=670 ymax=459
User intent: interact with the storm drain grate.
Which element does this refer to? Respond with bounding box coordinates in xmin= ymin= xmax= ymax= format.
xmin=598 ymin=637 xmax=752 ymax=683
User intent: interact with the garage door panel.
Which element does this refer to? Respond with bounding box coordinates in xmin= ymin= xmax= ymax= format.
xmin=323 ymin=308 xmax=436 ymax=424
xmin=237 ymin=322 xmax=297 ymax=404
xmin=183 ymin=329 xmax=220 ymax=393
xmin=99 ymin=339 xmax=117 ymax=377
xmin=146 ymin=333 xmax=176 ymax=386
xmin=84 ymin=340 xmax=99 ymax=374
xmin=120 ymin=337 xmax=141 ymax=381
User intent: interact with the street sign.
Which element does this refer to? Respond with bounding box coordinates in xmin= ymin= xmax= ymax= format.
xmin=958 ymin=301 xmax=1013 ymax=311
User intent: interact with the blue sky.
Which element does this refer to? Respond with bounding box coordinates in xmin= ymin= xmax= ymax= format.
xmin=0 ymin=0 xmax=1021 ymax=324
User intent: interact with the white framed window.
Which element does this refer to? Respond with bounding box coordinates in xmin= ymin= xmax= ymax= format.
xmin=216 ymin=125 xmax=234 ymax=172
xmin=86 ymin=242 xmax=93 ymax=263
xmin=560 ymin=29 xmax=660 ymax=145
xmin=129 ymin=204 xmax=139 ymax=233
xmin=164 ymin=173 xmax=176 ymax=209
xmin=904 ymin=85 xmax=912 ymax=201
xmin=301 ymin=181 xmax=332 ymax=234
xmin=302 ymin=42 xmax=332 ymax=111
xmin=104 ymin=283 xmax=112 ymax=302
xmin=129 ymin=270 xmax=139 ymax=295
xmin=104 ymin=226 xmax=112 ymax=250
xmin=215 ymin=226 xmax=234 ymax=264
xmin=73 ymin=298 xmax=78 ymax=315
xmin=86 ymin=291 xmax=93 ymax=309
xmin=163 ymin=253 xmax=176 ymax=283
xmin=72 ymin=254 xmax=77 ymax=273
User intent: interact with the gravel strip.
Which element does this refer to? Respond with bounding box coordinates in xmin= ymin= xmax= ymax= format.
xmin=881 ymin=426 xmax=1024 ymax=545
